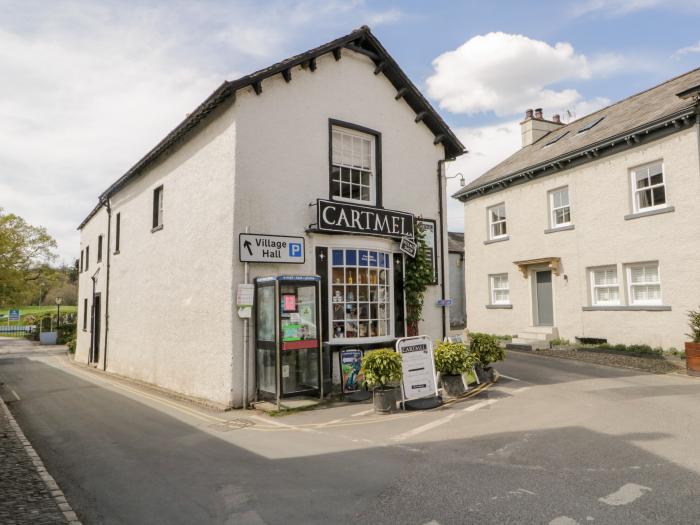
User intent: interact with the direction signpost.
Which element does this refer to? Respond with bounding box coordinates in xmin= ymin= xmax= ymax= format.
xmin=238 ymin=233 xmax=305 ymax=264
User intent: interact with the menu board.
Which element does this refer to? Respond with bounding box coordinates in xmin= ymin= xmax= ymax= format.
xmin=396 ymin=336 xmax=438 ymax=401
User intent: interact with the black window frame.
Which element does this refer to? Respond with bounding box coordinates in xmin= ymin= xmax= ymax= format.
xmin=328 ymin=119 xmax=382 ymax=208
xmin=115 ymin=212 xmax=121 ymax=253
xmin=80 ymin=250 xmax=84 ymax=272
xmin=97 ymin=235 xmax=103 ymax=263
xmin=152 ymin=186 xmax=164 ymax=230
xmin=83 ymin=298 xmax=88 ymax=330
xmin=85 ymin=246 xmax=90 ymax=271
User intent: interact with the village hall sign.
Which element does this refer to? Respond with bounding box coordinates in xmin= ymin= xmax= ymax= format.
xmin=316 ymin=199 xmax=414 ymax=239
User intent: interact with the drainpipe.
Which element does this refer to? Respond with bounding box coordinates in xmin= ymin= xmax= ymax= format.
xmin=102 ymin=198 xmax=112 ymax=371
xmin=437 ymin=159 xmax=448 ymax=340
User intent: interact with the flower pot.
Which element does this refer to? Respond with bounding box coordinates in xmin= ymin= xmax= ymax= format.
xmin=373 ymin=387 xmax=398 ymax=414
xmin=685 ymin=342 xmax=700 ymax=376
xmin=441 ymin=374 xmax=466 ymax=397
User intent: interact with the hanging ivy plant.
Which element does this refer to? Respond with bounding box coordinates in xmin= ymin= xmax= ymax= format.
xmin=404 ymin=224 xmax=434 ymax=336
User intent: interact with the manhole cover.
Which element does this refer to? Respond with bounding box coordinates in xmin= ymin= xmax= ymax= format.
xmin=208 ymin=418 xmax=256 ymax=432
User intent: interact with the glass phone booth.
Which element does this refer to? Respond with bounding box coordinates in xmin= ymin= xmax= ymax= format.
xmin=255 ymin=275 xmax=323 ymax=408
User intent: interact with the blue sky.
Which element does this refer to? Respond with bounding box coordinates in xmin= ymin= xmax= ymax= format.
xmin=2 ymin=0 xmax=700 ymax=261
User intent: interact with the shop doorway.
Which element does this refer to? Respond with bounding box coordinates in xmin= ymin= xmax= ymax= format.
xmin=533 ymin=270 xmax=553 ymax=326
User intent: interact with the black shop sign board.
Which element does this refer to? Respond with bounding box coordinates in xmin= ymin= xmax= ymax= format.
xmin=317 ymin=199 xmax=414 ymax=239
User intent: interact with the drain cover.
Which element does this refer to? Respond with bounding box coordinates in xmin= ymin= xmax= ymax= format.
xmin=208 ymin=418 xmax=256 ymax=432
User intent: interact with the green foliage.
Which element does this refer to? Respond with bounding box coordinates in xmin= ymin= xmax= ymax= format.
xmin=627 ymin=344 xmax=655 ymax=354
xmin=667 ymin=347 xmax=679 ymax=356
xmin=613 ymin=344 xmax=627 ymax=352
xmin=404 ymin=224 xmax=434 ymax=336
xmin=434 ymin=341 xmax=478 ymax=375
xmin=58 ymin=322 xmax=76 ymax=345
xmin=360 ymin=348 xmax=402 ymax=389
xmin=550 ymin=338 xmax=571 ymax=347
xmin=469 ymin=332 xmax=505 ymax=366
xmin=687 ymin=308 xmax=700 ymax=343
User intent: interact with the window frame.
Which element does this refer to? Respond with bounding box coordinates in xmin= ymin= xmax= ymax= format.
xmin=630 ymin=161 xmax=666 ymax=213
xmin=487 ymin=203 xmax=507 ymax=240
xmin=152 ymin=186 xmax=164 ymax=230
xmin=328 ymin=247 xmax=394 ymax=344
xmin=626 ymin=262 xmax=662 ymax=306
xmin=328 ymin=119 xmax=382 ymax=208
xmin=489 ymin=273 xmax=510 ymax=305
xmin=549 ymin=186 xmax=572 ymax=228
xmin=85 ymin=246 xmax=89 ymax=271
xmin=115 ymin=212 xmax=121 ymax=253
xmin=97 ymin=235 xmax=103 ymax=263
xmin=80 ymin=250 xmax=84 ymax=272
xmin=589 ymin=266 xmax=620 ymax=306
xmin=83 ymin=298 xmax=88 ymax=330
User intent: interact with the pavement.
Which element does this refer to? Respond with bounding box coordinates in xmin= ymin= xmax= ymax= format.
xmin=2 ymin=337 xmax=700 ymax=524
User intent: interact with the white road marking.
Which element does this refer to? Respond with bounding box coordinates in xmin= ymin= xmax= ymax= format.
xmin=512 ymin=386 xmax=531 ymax=394
xmin=599 ymin=483 xmax=651 ymax=506
xmin=248 ymin=415 xmax=315 ymax=433
xmin=351 ymin=408 xmax=374 ymax=417
xmin=316 ymin=418 xmax=344 ymax=428
xmin=11 ymin=389 xmax=20 ymax=401
xmin=462 ymin=399 xmax=499 ymax=412
xmin=391 ymin=413 xmax=459 ymax=442
xmin=549 ymin=517 xmax=579 ymax=525
xmin=499 ymin=374 xmax=521 ymax=381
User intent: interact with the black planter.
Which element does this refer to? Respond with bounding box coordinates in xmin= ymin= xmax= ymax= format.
xmin=441 ymin=374 xmax=466 ymax=397
xmin=373 ymin=387 xmax=398 ymax=414
xmin=475 ymin=364 xmax=495 ymax=383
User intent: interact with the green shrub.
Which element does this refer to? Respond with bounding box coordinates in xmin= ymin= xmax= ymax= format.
xmin=66 ymin=334 xmax=77 ymax=353
xmin=598 ymin=342 xmax=612 ymax=349
xmin=627 ymin=344 xmax=655 ymax=354
xmin=469 ymin=332 xmax=505 ymax=366
xmin=679 ymin=351 xmax=686 ymax=359
xmin=361 ymin=349 xmax=402 ymax=388
xmin=434 ymin=342 xmax=478 ymax=375
xmin=687 ymin=308 xmax=700 ymax=343
xmin=550 ymin=338 xmax=570 ymax=347
xmin=613 ymin=344 xmax=628 ymax=352
xmin=653 ymin=346 xmax=663 ymax=355
xmin=667 ymin=347 xmax=679 ymax=356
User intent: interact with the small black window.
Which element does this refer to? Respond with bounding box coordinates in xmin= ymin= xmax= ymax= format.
xmin=80 ymin=250 xmax=84 ymax=272
xmin=85 ymin=246 xmax=90 ymax=271
xmin=544 ymin=131 xmax=569 ymax=147
xmin=83 ymin=298 xmax=88 ymax=330
xmin=153 ymin=186 xmax=163 ymax=229
xmin=578 ymin=116 xmax=605 ymax=134
xmin=97 ymin=235 xmax=103 ymax=263
xmin=115 ymin=213 xmax=121 ymax=252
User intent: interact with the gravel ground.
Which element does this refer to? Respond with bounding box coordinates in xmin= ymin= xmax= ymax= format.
xmin=0 ymin=399 xmax=66 ymax=525
xmin=517 ymin=346 xmax=687 ymax=374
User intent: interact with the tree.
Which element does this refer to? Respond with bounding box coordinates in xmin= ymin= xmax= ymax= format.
xmin=0 ymin=208 xmax=58 ymax=307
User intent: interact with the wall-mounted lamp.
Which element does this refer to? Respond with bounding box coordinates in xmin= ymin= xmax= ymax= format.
xmin=446 ymin=172 xmax=466 ymax=187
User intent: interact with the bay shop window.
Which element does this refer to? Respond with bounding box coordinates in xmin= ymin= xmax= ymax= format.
xmin=330 ymin=248 xmax=392 ymax=341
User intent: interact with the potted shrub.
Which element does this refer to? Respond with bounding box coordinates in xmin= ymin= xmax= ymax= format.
xmin=434 ymin=341 xmax=477 ymax=397
xmin=360 ymin=349 xmax=402 ymax=414
xmin=685 ymin=308 xmax=700 ymax=376
xmin=469 ymin=332 xmax=505 ymax=383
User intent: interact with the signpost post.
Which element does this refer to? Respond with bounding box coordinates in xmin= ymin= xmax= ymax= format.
xmin=395 ymin=335 xmax=441 ymax=410
xmin=239 ymin=233 xmax=305 ymax=264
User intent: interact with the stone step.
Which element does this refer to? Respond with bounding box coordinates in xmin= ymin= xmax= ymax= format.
xmin=511 ymin=338 xmax=550 ymax=350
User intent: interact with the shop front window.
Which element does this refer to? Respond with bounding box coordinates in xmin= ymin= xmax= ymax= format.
xmin=330 ymin=249 xmax=392 ymax=340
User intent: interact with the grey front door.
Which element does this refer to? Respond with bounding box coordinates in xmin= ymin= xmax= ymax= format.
xmin=535 ymin=271 xmax=553 ymax=326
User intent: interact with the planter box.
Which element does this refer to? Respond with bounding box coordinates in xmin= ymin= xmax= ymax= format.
xmin=39 ymin=331 xmax=58 ymax=345
xmin=685 ymin=342 xmax=700 ymax=376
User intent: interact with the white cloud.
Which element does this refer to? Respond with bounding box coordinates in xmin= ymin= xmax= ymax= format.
xmin=673 ymin=40 xmax=700 ymax=59
xmin=0 ymin=1 xmax=403 ymax=262
xmin=426 ymin=32 xmax=591 ymax=117
xmin=570 ymin=0 xmax=664 ymax=17
xmin=366 ymin=8 xmax=402 ymax=26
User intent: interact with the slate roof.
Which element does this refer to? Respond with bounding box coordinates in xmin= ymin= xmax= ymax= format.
xmin=454 ymin=67 xmax=700 ymax=201
xmin=79 ymin=26 xmax=464 ymax=229
xmin=447 ymin=231 xmax=464 ymax=253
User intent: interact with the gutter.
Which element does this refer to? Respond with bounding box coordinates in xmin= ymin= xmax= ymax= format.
xmin=455 ymin=105 xmax=698 ymax=202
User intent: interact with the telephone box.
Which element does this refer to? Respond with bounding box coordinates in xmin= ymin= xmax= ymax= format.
xmin=254 ymin=275 xmax=323 ymax=407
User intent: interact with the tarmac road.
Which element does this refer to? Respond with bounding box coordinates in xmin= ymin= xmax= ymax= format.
xmin=2 ymin=340 xmax=700 ymax=524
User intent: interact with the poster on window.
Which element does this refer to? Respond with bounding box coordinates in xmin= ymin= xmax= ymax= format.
xmin=417 ymin=219 xmax=438 ymax=284
xmin=340 ymin=349 xmax=365 ymax=394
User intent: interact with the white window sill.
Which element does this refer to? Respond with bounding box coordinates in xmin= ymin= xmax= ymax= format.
xmin=582 ymin=305 xmax=671 ymax=311
xmin=484 ymin=236 xmax=509 ymax=245
xmin=544 ymin=224 xmax=575 ymax=234
xmin=330 ymin=196 xmax=375 ymax=207
xmin=624 ymin=206 xmax=674 ymax=221
xmin=486 ymin=304 xmax=512 ymax=309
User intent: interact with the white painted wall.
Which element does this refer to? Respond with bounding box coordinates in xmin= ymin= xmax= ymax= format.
xmin=231 ymin=49 xmax=449 ymax=405
xmin=464 ymin=127 xmax=700 ymax=349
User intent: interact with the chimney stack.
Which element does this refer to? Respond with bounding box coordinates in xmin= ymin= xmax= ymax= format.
xmin=520 ymin=108 xmax=565 ymax=147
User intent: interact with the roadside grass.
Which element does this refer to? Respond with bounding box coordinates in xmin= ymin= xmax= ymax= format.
xmin=0 ymin=305 xmax=77 ymax=324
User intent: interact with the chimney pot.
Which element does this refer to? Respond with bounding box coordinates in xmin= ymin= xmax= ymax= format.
xmin=525 ymin=109 xmax=533 ymax=119
xmin=534 ymin=108 xmax=543 ymax=119
xmin=552 ymin=114 xmax=561 ymax=124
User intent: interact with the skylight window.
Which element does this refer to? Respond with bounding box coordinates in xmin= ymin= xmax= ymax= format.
xmin=578 ymin=116 xmax=605 ymax=134
xmin=544 ymin=131 xmax=569 ymax=147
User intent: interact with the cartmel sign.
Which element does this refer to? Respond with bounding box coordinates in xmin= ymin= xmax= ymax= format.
xmin=239 ymin=233 xmax=305 ymax=263
xmin=316 ymin=199 xmax=414 ymax=239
